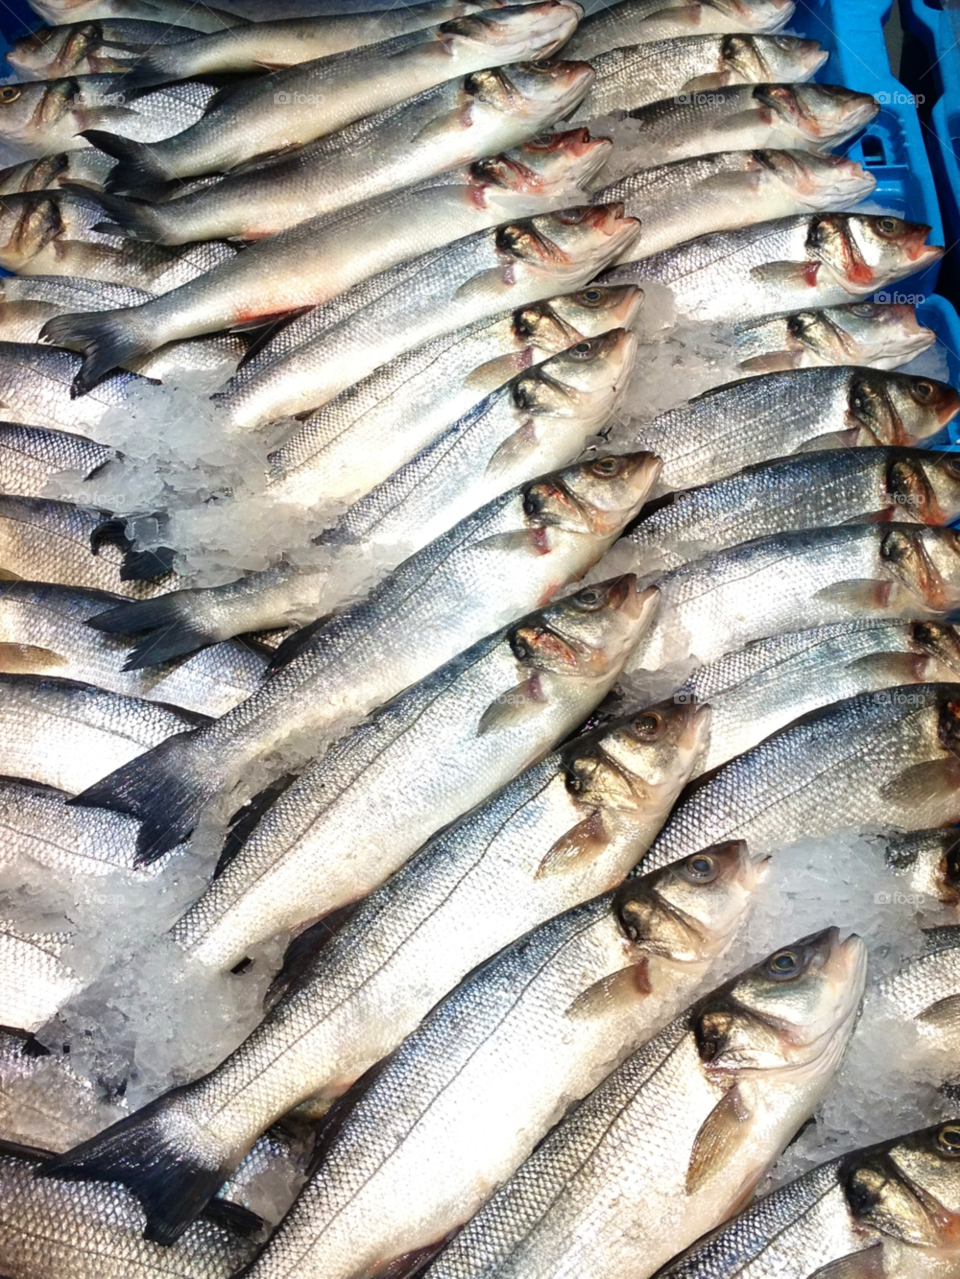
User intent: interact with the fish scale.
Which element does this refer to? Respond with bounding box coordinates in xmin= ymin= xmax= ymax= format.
xmin=0 ymin=342 xmax=144 ymax=437
xmin=0 ymin=924 xmax=81 ymax=1034
xmin=563 ymin=0 xmax=794 ymax=59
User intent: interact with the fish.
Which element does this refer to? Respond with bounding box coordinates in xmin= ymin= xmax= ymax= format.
xmin=51 ymin=202 xmax=640 ymax=404
xmin=49 ymin=835 xmax=757 ymax=1249
xmin=659 ymin=1119 xmax=960 ymax=1278
xmin=0 ymin=495 xmax=174 ymax=598
xmin=0 ymin=927 xmax=82 ymax=1034
xmin=0 ymin=672 xmax=207 ymax=793
xmin=565 ymin=0 xmax=794 ymax=59
xmin=624 ymin=524 xmax=960 ymax=674
xmin=0 ymin=342 xmax=147 ymax=436
xmin=596 ymin=149 xmax=876 ymax=261
xmin=0 ymin=580 xmax=268 ymax=717
xmin=630 ymin=367 xmax=959 ymax=492
xmin=420 ymin=928 xmax=866 ymax=1279
xmin=0 ymin=148 xmax=116 ymax=193
xmin=0 ymin=189 xmax=237 ymax=291
xmin=0 ymin=423 xmax=113 ymax=499
xmin=0 ymin=1140 xmax=263 ymax=1279
xmin=80 ymin=454 xmax=661 ymax=859
xmin=92 ymin=61 xmax=595 ymax=240
xmin=572 ymin=33 xmax=826 ymax=120
xmin=642 ymin=684 xmax=960 ymax=871
xmin=208 ymin=845 xmax=764 ymax=1276
xmin=29 ymin=0 xmax=247 ymax=33
xmin=883 ymin=827 xmax=960 ymax=906
xmin=266 ymin=285 xmax=643 ymax=509
xmin=6 ymin=17 xmax=198 ymax=78
xmin=732 ymin=300 xmax=938 ymax=374
xmin=628 ymin=447 xmax=960 ymax=572
xmin=90 ymin=4 xmax=583 ymax=187
xmin=217 ymin=1124 xmax=318 ymax=1226
xmin=602 ymin=213 xmax=944 ymax=324
xmin=595 ymin=84 xmax=878 ymax=181
xmin=881 ymin=925 xmax=960 ymax=1059
xmin=169 ymin=577 xmax=657 ymax=967
xmin=322 ymin=327 xmax=637 ymax=559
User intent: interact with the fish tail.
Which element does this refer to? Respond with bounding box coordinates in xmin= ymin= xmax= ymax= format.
xmin=87 ymin=187 xmax=178 ymax=244
xmin=40 ymin=308 xmax=153 ymax=393
xmin=43 ymin=1090 xmax=233 ymax=1244
xmin=80 ymin=128 xmax=172 ymax=193
xmin=88 ymin=594 xmax=218 ymax=667
xmin=70 ymin=728 xmax=215 ymax=861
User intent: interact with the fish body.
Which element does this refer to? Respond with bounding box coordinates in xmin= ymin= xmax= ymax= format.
xmin=573 ymin=33 xmax=825 ymax=120
xmin=28 ymin=0 xmax=247 ymax=33
xmin=0 ymin=580 xmax=267 ymax=716
xmin=7 ymin=18 xmax=197 ymax=78
xmin=266 ymin=285 xmax=642 ymax=509
xmin=597 ymin=149 xmax=876 ymax=260
xmin=604 ymin=213 xmax=943 ymax=323
xmin=884 ymin=826 xmax=960 ymax=906
xmin=0 ymin=423 xmax=113 ymax=498
xmin=0 ymin=148 xmax=116 ymax=193
xmin=421 ymin=929 xmax=866 ymax=1279
xmin=0 ymin=928 xmax=82 ymax=1034
xmin=565 ymin=0 xmax=794 ymax=59
xmin=882 ymin=925 xmax=960 ymax=1061
xmin=642 ymin=684 xmax=960 ymax=870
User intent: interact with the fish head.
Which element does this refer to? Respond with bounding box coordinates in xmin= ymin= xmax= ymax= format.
xmin=0 ymin=193 xmax=64 ymax=269
xmin=512 ymin=575 xmax=659 ymax=682
xmin=474 ymin=128 xmax=612 ymax=199
xmin=0 ymin=154 xmax=68 ymax=197
xmin=847 ymin=370 xmax=958 ymax=444
xmin=540 ymin=285 xmax=644 ymax=346
xmin=522 ymin=329 xmax=637 ymax=415
xmin=880 ymin=527 xmax=960 ymax=613
xmin=441 ymin=2 xmax=583 ymax=63
xmin=7 ymin=23 xmax=98 ymax=78
xmin=754 ymin=149 xmax=876 ymax=207
xmin=707 ymin=0 xmax=796 ymax=30
xmin=697 ymin=928 xmax=866 ymax=1087
xmin=828 ymin=301 xmax=936 ymax=367
xmin=760 ymin=83 xmax=879 ymax=145
xmin=722 ymin=33 xmax=827 ymax=82
xmin=614 ymin=841 xmax=767 ymax=967
xmin=845 ymin=1122 xmax=960 ymax=1251
xmin=823 ymin=214 xmax=945 ymax=292
xmin=0 ymin=80 xmax=72 ymax=149
xmin=879 ymin=452 xmax=960 ymax=526
xmin=468 ymin=59 xmax=596 ymax=124
xmin=507 ymin=205 xmax=641 ymax=283
xmin=528 ymin=452 xmax=662 ymax=543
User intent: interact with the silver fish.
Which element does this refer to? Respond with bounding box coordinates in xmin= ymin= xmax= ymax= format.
xmin=266 ymin=285 xmax=643 ymax=509
xmin=218 ymin=1124 xmax=317 ymax=1226
xmin=0 ymin=925 xmax=82 ymax=1034
xmin=659 ymin=1120 xmax=960 ymax=1279
xmin=92 ymin=4 xmax=582 ymax=186
xmin=79 ymin=454 xmax=661 ymax=858
xmin=565 ymin=0 xmax=794 ymax=59
xmin=733 ymin=300 xmax=938 ymax=375
xmin=881 ymin=925 xmax=960 ymax=1062
xmin=884 ymin=827 xmax=960 ymax=906
xmin=643 ymin=684 xmax=960 ymax=871
xmin=0 ymin=580 xmax=267 ymax=717
xmin=594 ymin=83 xmax=878 ymax=181
xmin=573 ymin=33 xmax=825 ymax=120
xmin=92 ymin=62 xmax=595 ymax=242
xmin=6 ymin=17 xmax=197 ymax=78
xmin=29 ymin=0 xmax=247 ymax=33
xmin=603 ymin=213 xmax=944 ymax=324
xmin=628 ymin=447 xmax=960 ymax=572
xmin=0 ymin=148 xmax=116 ymax=193
xmin=418 ymin=929 xmax=866 ymax=1279
xmin=170 ymin=578 xmax=658 ymax=967
xmin=625 ymin=524 xmax=960 ymax=676
xmin=0 ymin=1141 xmax=262 ymax=1279
xmin=0 ymin=423 xmax=113 ymax=498
xmin=674 ymin=619 xmax=960 ymax=776
xmin=0 ymin=672 xmax=206 ymax=793
xmin=218 ymin=846 xmax=764 ymax=1279
xmin=596 ymin=149 xmax=876 ymax=260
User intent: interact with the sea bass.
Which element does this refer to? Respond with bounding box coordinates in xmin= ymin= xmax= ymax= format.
xmin=79 ymin=454 xmax=661 ymax=858
xmin=0 ymin=148 xmax=115 ymax=193
xmin=881 ymin=925 xmax=960 ymax=1063
xmin=565 ymin=0 xmax=794 ymax=59
xmin=603 ymin=213 xmax=943 ymax=324
xmin=0 ymin=929 xmax=82 ymax=1034
xmin=28 ymin=0 xmax=247 ymax=33
xmin=884 ymin=826 xmax=960 ymax=906
xmin=420 ymin=929 xmax=866 ymax=1279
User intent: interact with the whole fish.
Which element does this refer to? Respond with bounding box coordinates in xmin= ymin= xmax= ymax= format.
xmin=169 ymin=579 xmax=658 ymax=966
xmin=90 ymin=4 xmax=582 ymax=187
xmin=0 ymin=496 xmax=173 ymax=598
xmin=573 ymin=33 xmax=825 ymax=120
xmin=0 ymin=927 xmax=82 ymax=1034
xmin=624 ymin=524 xmax=960 ymax=674
xmin=884 ymin=826 xmax=960 ymax=906
xmin=0 ymin=580 xmax=268 ymax=716
xmin=29 ymin=0 xmax=247 ymax=32
xmin=881 ymin=925 xmax=960 ymax=1059
xmin=629 ymin=368 xmax=959 ymax=491
xmin=674 ymin=619 xmax=960 ymax=776
xmin=80 ymin=454 xmax=661 ymax=858
xmin=565 ymin=0 xmax=794 ymax=59
xmin=603 ymin=213 xmax=944 ymax=324
xmin=51 ymin=837 xmax=756 ymax=1248
xmin=0 ymin=148 xmax=116 ymax=193
xmin=0 ymin=672 xmax=207 ymax=793
xmin=659 ymin=1120 xmax=960 ymax=1279
xmin=53 ymin=202 xmax=640 ymax=403
xmin=0 ymin=1141 xmax=263 ymax=1279
xmin=0 ymin=423 xmax=113 ymax=498
xmin=323 ymin=327 xmax=637 ymax=558
xmin=420 ymin=929 xmax=866 ymax=1279
xmin=642 ymin=684 xmax=960 ymax=871
xmin=628 ymin=447 xmax=960 ymax=571
xmin=732 ymin=299 xmax=937 ymax=374
xmin=7 ymin=18 xmax=196 ymax=78
xmin=266 ymin=285 xmax=642 ymax=509
xmin=206 ymin=846 xmax=763 ymax=1276
xmin=595 ymin=84 xmax=878 ymax=181
xmin=91 ymin=61 xmax=595 ymax=241
xmin=0 ymin=190 xmax=236 ymax=291
xmin=596 ymin=150 xmax=876 ymax=260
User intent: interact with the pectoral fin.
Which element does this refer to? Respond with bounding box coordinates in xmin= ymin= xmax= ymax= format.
xmin=477 ymin=678 xmax=547 ymax=735
xmin=750 ymin=260 xmax=820 ymax=289
xmin=809 ymin=1244 xmax=886 ymax=1279
xmin=535 ymin=810 xmax=609 ymax=878
xmin=0 ymin=642 xmax=65 ymax=673
xmin=485 ymin=420 xmax=539 ymax=481
xmin=812 ymin=579 xmax=897 ymax=612
xmin=566 ymin=959 xmax=652 ymax=1019
xmin=916 ymin=993 xmax=960 ymax=1036
xmin=455 ymin=266 xmax=516 ymax=303
xmin=878 ymin=756 xmax=960 ymax=808
xmin=686 ymin=1085 xmax=752 ymax=1194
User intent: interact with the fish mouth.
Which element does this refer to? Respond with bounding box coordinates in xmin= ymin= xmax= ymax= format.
xmin=797 ymin=42 xmax=830 ymax=75
xmin=682 ymin=702 xmax=713 ymax=755
xmin=934 ymin=387 xmax=960 ymax=426
xmin=609 ymin=285 xmax=644 ymax=327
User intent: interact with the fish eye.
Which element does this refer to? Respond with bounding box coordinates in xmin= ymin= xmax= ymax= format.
xmin=683 ymin=853 xmax=719 ymax=883
xmin=875 ymin=216 xmax=902 ymax=236
xmin=0 ymin=86 xmax=21 ymax=104
xmin=911 ymin=379 xmax=936 ymax=402
xmin=574 ymin=585 xmax=604 ymax=608
xmin=633 ymin=710 xmax=663 ymax=739
xmin=591 ymin=456 xmax=622 ymax=476
xmin=579 ymin=288 xmax=604 ymax=305
xmin=943 ymin=457 xmax=960 ymax=479
xmin=937 ymin=1125 xmax=960 ymax=1156
xmin=571 ymin=340 xmax=595 ymax=358
xmin=527 ymin=59 xmax=552 ymax=71
xmin=851 ymin=302 xmax=876 ymax=317
xmin=765 ymin=949 xmax=802 ymax=980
